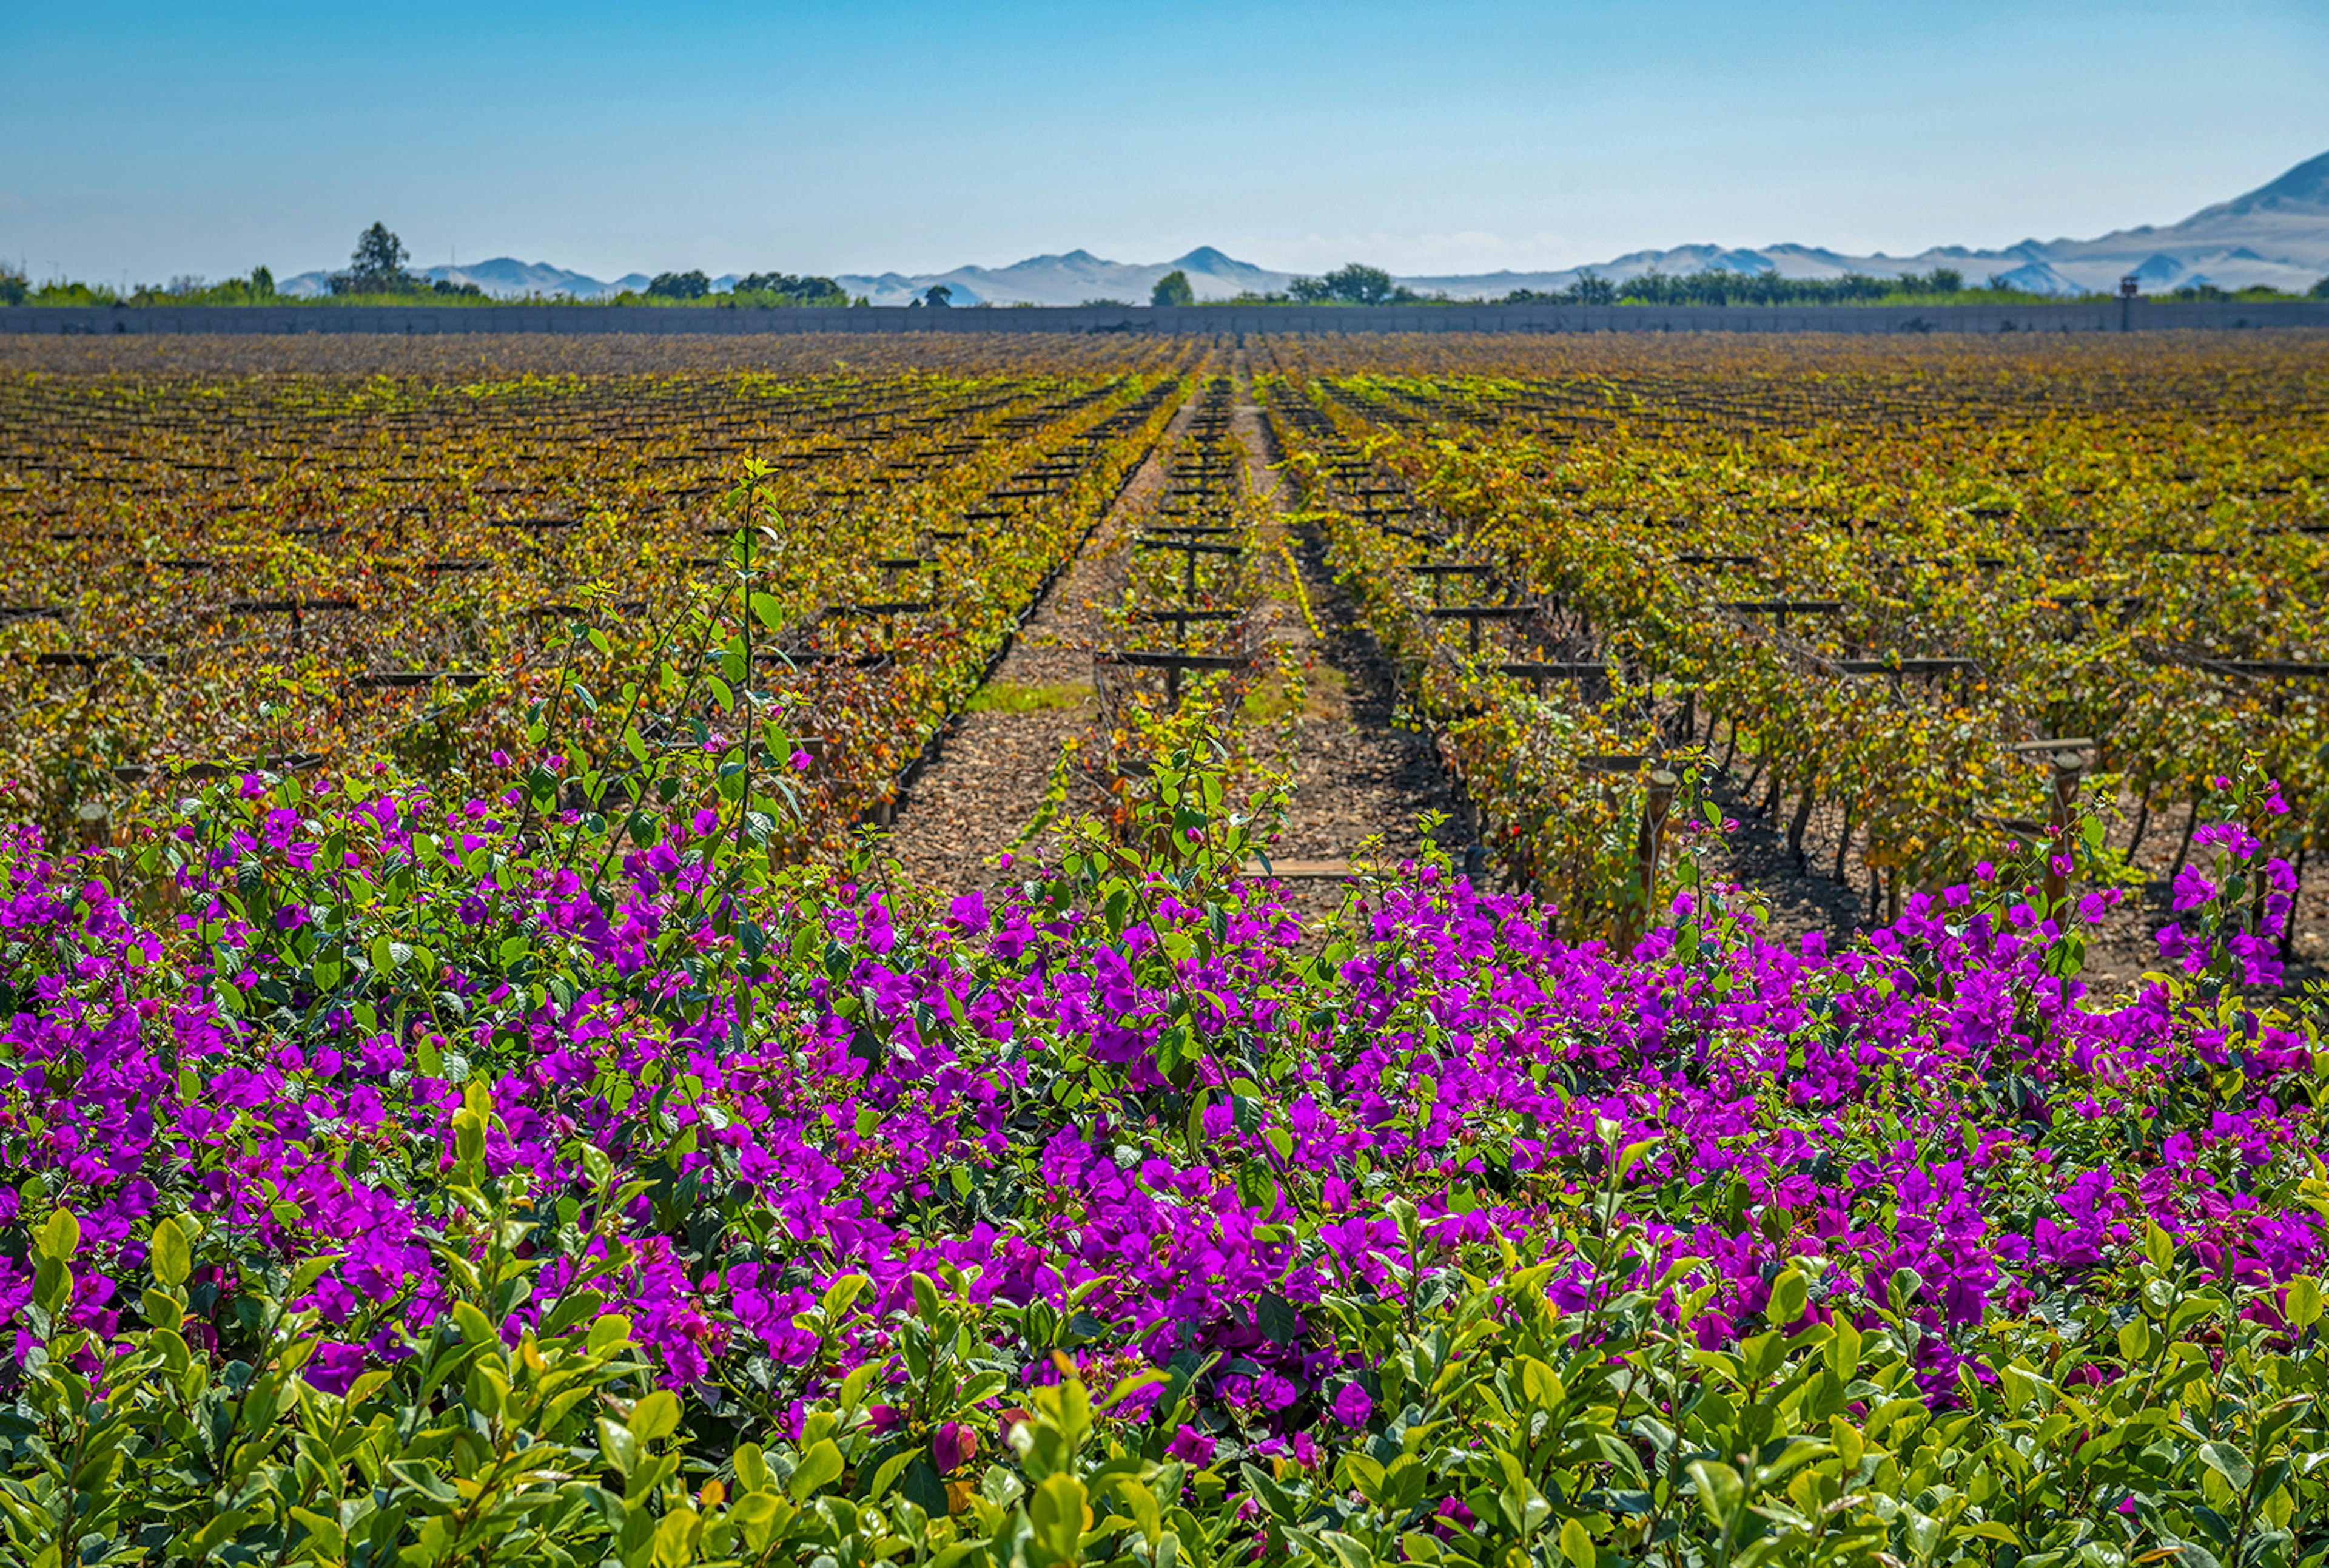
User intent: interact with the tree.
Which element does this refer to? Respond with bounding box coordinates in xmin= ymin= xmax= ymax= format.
xmin=1288 ymin=263 xmax=1414 ymax=306
xmin=0 ymin=266 xmax=27 ymax=307
xmin=330 ymin=223 xmax=412 ymax=294
xmin=248 ymin=266 xmax=274 ymax=298
xmin=328 ymin=224 xmax=420 ymax=295
xmin=1150 ymin=269 xmax=1195 ymax=308
xmin=1329 ymin=263 xmax=1408 ymax=305
xmin=732 ymin=272 xmax=843 ymax=305
xmin=922 ymin=284 xmax=953 ymax=308
xmin=2310 ymin=275 xmax=2329 ymax=300
xmin=1567 ymin=272 xmax=1617 ymax=305
xmin=647 ymin=271 xmax=711 ymax=300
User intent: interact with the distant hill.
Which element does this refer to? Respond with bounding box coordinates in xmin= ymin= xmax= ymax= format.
xmin=278 ymin=258 xmax=651 ymax=299
xmin=271 ymin=150 xmax=2329 ymax=304
xmin=830 ymin=246 xmax=1292 ymax=306
xmin=1403 ymin=151 xmax=2329 ymax=297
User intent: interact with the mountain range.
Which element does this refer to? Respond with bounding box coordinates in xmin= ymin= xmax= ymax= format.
xmin=276 ymin=148 xmax=2329 ymax=304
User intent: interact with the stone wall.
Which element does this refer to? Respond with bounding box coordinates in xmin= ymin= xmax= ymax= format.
xmin=5 ymin=300 xmax=2327 ymax=336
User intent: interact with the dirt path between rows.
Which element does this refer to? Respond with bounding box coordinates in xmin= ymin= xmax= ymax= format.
xmin=881 ymin=390 xmax=1195 ymax=890
xmin=884 ymin=358 xmax=1479 ymax=912
xmin=1227 ymin=354 xmax=1480 ymax=922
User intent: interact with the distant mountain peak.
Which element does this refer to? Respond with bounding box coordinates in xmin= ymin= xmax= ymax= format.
xmin=264 ymin=149 xmax=2329 ymax=309
xmin=2208 ymin=148 xmax=2329 ymax=216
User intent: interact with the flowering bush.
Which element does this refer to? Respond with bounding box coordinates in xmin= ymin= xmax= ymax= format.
xmin=2 ymin=734 xmax=2328 ymax=1563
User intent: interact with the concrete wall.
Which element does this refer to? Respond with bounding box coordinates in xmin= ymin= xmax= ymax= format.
xmin=5 ymin=300 xmax=2328 ymax=337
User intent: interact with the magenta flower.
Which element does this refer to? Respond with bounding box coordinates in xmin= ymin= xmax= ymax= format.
xmin=2171 ymin=869 xmax=2219 ymax=913
xmin=1167 ymin=1424 xmax=1217 ymax=1465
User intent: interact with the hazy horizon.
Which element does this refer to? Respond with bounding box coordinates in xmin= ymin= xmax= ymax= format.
xmin=5 ymin=0 xmax=2327 ymax=286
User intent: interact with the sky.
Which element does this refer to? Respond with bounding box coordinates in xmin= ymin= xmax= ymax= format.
xmin=5 ymin=0 xmax=2327 ymax=286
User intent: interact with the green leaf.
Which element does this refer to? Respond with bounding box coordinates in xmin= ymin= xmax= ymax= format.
xmin=36 ymin=1208 xmax=79 ymax=1262
xmin=1558 ymin=1517 xmax=1596 ymax=1568
xmin=289 ymin=1254 xmax=339 ymax=1298
xmin=2197 ymin=1441 xmax=2253 ymax=1492
xmin=630 ymin=1388 xmax=681 ymax=1442
xmin=386 ymin=1459 xmax=462 ymax=1506
xmin=1256 ymin=1292 xmax=1300 ymax=1346
xmin=2288 ymin=1276 xmax=2322 ymax=1330
xmin=1766 ymin=1269 xmax=1807 ymax=1325
xmin=577 ymin=1141 xmax=614 ymax=1189
xmin=149 ymin=1216 xmax=190 ymax=1288
xmin=789 ymin=1438 xmax=844 ymax=1501
xmin=820 ymin=1274 xmax=867 ymax=1323
xmin=902 ymin=1457 xmax=949 ymax=1518
xmin=1030 ymin=1473 xmax=1087 ymax=1565
xmin=1687 ymin=1459 xmax=1744 ymax=1529
xmin=1519 ymin=1357 xmax=1564 ymax=1413
xmin=750 ymin=591 xmax=785 ymax=631
xmin=289 ymin=1506 xmax=344 ymax=1556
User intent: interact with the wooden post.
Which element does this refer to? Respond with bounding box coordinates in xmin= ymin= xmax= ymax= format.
xmin=2042 ymin=749 xmax=2085 ymax=909
xmin=1618 ymin=769 xmax=1679 ymax=950
xmin=2285 ymin=841 xmax=2308 ymax=960
xmin=2170 ymin=793 xmax=2203 ymax=880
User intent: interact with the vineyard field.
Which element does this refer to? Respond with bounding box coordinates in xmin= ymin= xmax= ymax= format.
xmin=6 ymin=330 xmax=2329 ymax=1567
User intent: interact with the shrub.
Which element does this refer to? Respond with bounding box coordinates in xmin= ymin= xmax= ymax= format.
xmin=4 ymin=546 xmax=2327 ymax=1561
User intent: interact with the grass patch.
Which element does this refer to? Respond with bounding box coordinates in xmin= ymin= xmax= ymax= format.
xmin=966 ymin=679 xmax=1090 ymax=715
xmin=1242 ymin=665 xmax=1346 ymax=724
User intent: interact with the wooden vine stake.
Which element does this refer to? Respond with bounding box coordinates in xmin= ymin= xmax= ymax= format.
xmin=2042 ymin=750 xmax=2085 ymax=910
xmin=1617 ymin=769 xmax=1680 ymax=951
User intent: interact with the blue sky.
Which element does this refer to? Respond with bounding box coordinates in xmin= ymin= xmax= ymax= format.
xmin=4 ymin=0 xmax=2326 ymax=284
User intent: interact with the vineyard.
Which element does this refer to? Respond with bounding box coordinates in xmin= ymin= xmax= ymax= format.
xmin=1256 ymin=334 xmax=2329 ymax=970
xmin=5 ymin=330 xmax=2329 ymax=1567
xmin=0 ymin=335 xmax=1192 ymax=847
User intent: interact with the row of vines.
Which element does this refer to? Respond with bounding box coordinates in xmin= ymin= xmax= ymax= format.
xmin=1261 ymin=332 xmax=2328 ymax=958
xmin=0 ymin=335 xmax=1198 ymax=847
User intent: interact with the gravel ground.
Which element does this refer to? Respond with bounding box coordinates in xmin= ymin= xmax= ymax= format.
xmin=879 ymin=402 xmax=1178 ymax=889
xmin=1229 ymin=379 xmax=1481 ymax=924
